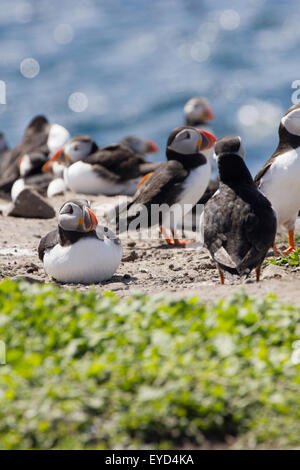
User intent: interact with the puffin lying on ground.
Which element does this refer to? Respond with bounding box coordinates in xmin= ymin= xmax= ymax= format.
xmin=255 ymin=104 xmax=300 ymax=254
xmin=0 ymin=115 xmax=69 ymax=197
xmin=38 ymin=199 xmax=122 ymax=284
xmin=203 ymin=136 xmax=277 ymax=284
xmin=42 ymin=135 xmax=160 ymax=196
xmin=115 ymin=126 xmax=216 ymax=246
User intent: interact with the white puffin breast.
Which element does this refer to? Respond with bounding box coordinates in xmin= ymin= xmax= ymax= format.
xmin=64 ymin=161 xmax=139 ymax=196
xmin=260 ymin=148 xmax=300 ymax=227
xmin=162 ymin=162 xmax=211 ymax=230
xmin=47 ymin=178 xmax=67 ymax=198
xmin=11 ymin=178 xmax=25 ymax=201
xmin=43 ymin=235 xmax=122 ymax=284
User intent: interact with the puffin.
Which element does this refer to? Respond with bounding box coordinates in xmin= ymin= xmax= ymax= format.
xmin=115 ymin=126 xmax=216 ymax=246
xmin=183 ymin=97 xmax=218 ymax=223
xmin=10 ymin=151 xmax=53 ymax=201
xmin=38 ymin=199 xmax=122 ymax=284
xmin=42 ymin=135 xmax=160 ymax=196
xmin=0 ymin=115 xmax=69 ymax=196
xmin=184 ymin=97 xmax=214 ymax=127
xmin=254 ymin=104 xmax=300 ymax=254
xmin=203 ymin=136 xmax=277 ymax=284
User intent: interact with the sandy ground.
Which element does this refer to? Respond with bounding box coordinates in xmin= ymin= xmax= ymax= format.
xmin=0 ymin=192 xmax=300 ymax=305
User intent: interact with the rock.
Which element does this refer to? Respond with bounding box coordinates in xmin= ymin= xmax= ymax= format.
xmin=122 ymin=250 xmax=139 ymax=262
xmin=127 ymin=241 xmax=136 ymax=247
xmin=4 ymin=189 xmax=55 ymax=219
xmin=262 ymin=264 xmax=288 ymax=280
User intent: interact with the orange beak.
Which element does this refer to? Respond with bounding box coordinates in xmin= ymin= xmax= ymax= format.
xmin=205 ymin=106 xmax=214 ymax=121
xmin=146 ymin=140 xmax=159 ymax=153
xmin=42 ymin=148 xmax=65 ymax=173
xmin=18 ymin=156 xmax=24 ymax=169
xmin=198 ymin=129 xmax=216 ymax=149
xmin=86 ymin=207 xmax=98 ymax=231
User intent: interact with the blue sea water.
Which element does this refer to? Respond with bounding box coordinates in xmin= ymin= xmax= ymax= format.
xmin=0 ymin=0 xmax=300 ymax=176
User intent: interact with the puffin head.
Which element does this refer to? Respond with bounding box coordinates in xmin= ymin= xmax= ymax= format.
xmin=42 ymin=135 xmax=98 ymax=173
xmin=167 ymin=126 xmax=216 ymax=155
xmin=18 ymin=151 xmax=48 ymax=177
xmin=58 ymin=199 xmax=98 ymax=233
xmin=119 ymin=136 xmax=159 ymax=155
xmin=280 ymin=104 xmax=300 ymax=136
xmin=184 ymin=97 xmax=214 ymax=126
xmin=214 ymin=135 xmax=245 ymax=162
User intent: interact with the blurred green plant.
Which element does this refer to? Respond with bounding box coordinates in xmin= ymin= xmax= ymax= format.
xmin=266 ymin=248 xmax=300 ymax=267
xmin=0 ymin=279 xmax=300 ymax=450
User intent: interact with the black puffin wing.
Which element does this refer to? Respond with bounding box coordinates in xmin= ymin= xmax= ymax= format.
xmin=21 ymin=116 xmax=50 ymax=153
xmin=130 ymin=160 xmax=188 ymax=207
xmin=85 ymin=144 xmax=145 ymax=179
xmin=38 ymin=229 xmax=59 ymax=261
xmin=85 ymin=163 xmax=121 ymax=183
xmin=254 ymin=153 xmax=277 ymax=186
xmin=204 ymin=189 xmax=232 ymax=256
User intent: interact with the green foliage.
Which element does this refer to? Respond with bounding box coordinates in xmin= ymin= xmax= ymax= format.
xmin=0 ymin=279 xmax=300 ymax=449
xmin=267 ymin=248 xmax=300 ymax=267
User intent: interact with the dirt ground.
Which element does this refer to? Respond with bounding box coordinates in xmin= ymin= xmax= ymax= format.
xmin=0 ymin=192 xmax=300 ymax=305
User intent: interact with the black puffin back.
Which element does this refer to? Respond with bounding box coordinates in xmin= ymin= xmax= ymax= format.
xmin=204 ymin=153 xmax=276 ymax=276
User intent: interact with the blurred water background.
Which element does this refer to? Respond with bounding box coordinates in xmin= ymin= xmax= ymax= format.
xmin=0 ymin=0 xmax=299 ymax=175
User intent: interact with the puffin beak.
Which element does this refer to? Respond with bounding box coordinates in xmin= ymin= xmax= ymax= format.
xmin=18 ymin=156 xmax=24 ymax=168
xmin=197 ymin=130 xmax=216 ymax=150
xmin=42 ymin=148 xmax=69 ymax=173
xmin=146 ymin=140 xmax=159 ymax=153
xmin=83 ymin=206 xmax=98 ymax=231
xmin=205 ymin=106 xmax=214 ymax=121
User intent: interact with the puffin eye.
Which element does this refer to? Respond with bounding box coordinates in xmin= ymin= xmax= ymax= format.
xmin=185 ymin=132 xmax=191 ymax=139
xmin=73 ymin=145 xmax=79 ymax=151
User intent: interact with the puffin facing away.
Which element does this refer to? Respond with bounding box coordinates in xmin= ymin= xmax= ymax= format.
xmin=255 ymin=104 xmax=300 ymax=254
xmin=203 ymin=136 xmax=277 ymax=284
xmin=116 ymin=126 xmax=216 ymax=246
xmin=42 ymin=135 xmax=160 ymax=196
xmin=38 ymin=199 xmax=122 ymax=284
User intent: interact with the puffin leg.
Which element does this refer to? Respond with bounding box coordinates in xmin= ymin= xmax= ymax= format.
xmin=255 ymin=265 xmax=261 ymax=283
xmin=171 ymin=229 xmax=195 ymax=246
xmin=283 ymin=230 xmax=296 ymax=254
xmin=159 ymin=226 xmax=176 ymax=246
xmin=138 ymin=172 xmax=153 ymax=188
xmin=217 ymin=265 xmax=225 ymax=285
xmin=273 ymin=243 xmax=281 ymax=256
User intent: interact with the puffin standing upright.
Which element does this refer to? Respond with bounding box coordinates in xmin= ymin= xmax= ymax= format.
xmin=184 ymin=97 xmax=218 ymax=216
xmin=255 ymin=104 xmax=300 ymax=254
xmin=116 ymin=126 xmax=216 ymax=246
xmin=38 ymin=199 xmax=122 ymax=284
xmin=42 ymin=135 xmax=160 ymax=196
xmin=203 ymin=136 xmax=277 ymax=284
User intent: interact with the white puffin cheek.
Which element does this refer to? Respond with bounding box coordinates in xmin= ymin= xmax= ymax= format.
xmin=282 ymin=114 xmax=300 ymax=136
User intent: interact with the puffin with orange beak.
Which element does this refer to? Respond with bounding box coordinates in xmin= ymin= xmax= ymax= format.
xmin=38 ymin=199 xmax=122 ymax=283
xmin=115 ymin=126 xmax=216 ymax=246
xmin=42 ymin=135 xmax=160 ymax=196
